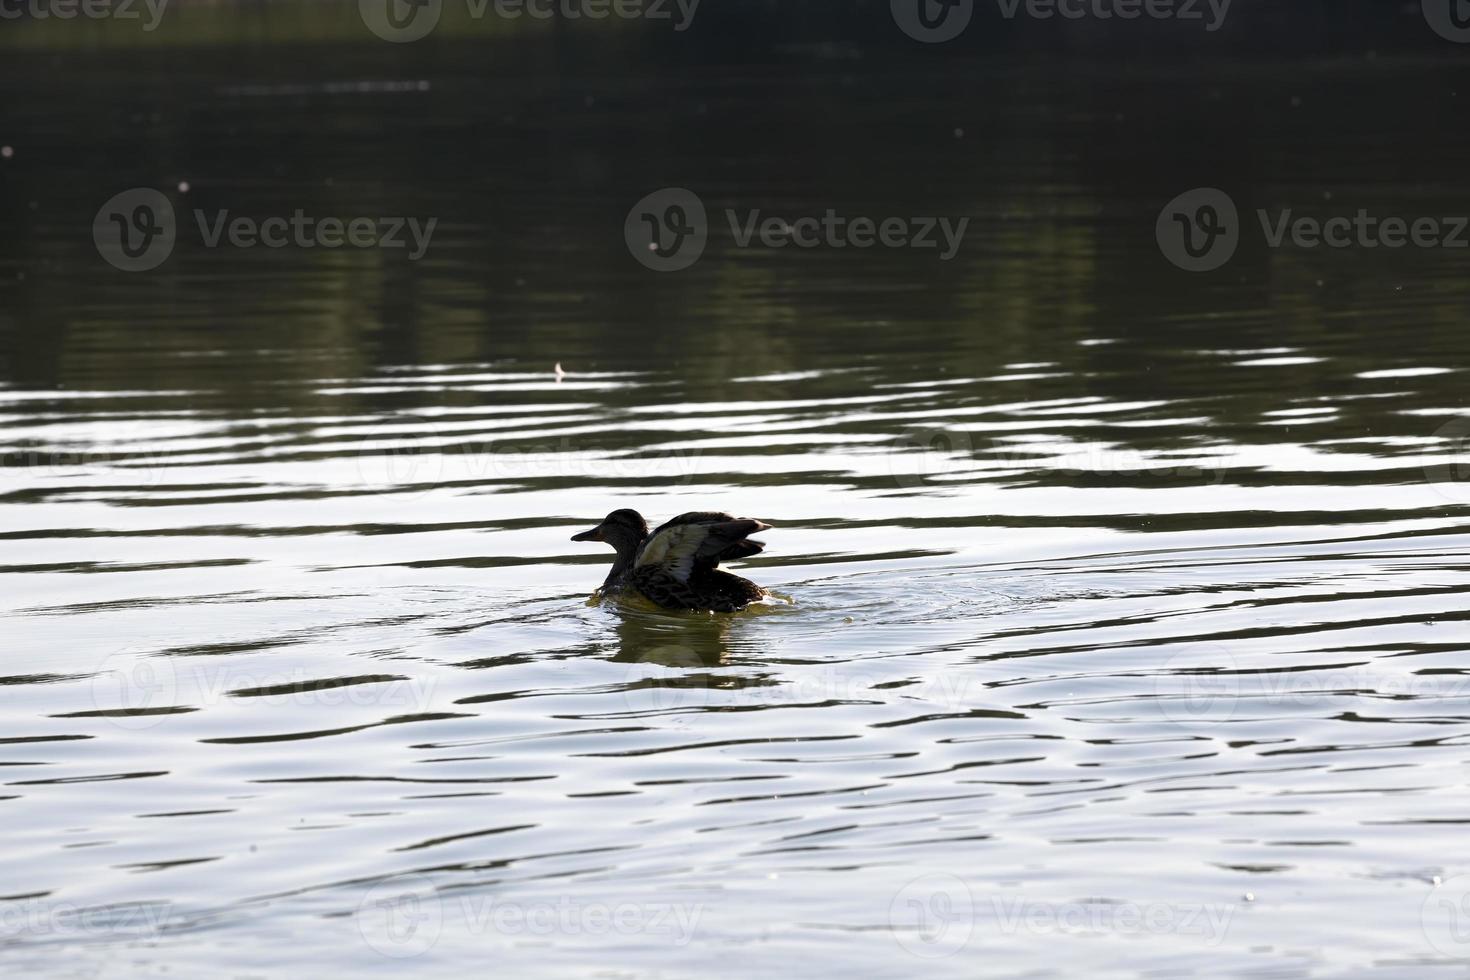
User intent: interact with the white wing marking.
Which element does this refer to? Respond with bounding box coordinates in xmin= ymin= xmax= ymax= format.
xmin=634 ymin=522 xmax=708 ymax=582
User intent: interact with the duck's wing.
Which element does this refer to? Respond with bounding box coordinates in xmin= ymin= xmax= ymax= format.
xmin=634 ymin=511 xmax=771 ymax=583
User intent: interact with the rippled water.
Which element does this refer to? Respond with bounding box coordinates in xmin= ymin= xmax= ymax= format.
xmin=6 ymin=42 xmax=1470 ymax=979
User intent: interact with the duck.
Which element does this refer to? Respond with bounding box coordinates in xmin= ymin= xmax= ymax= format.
xmin=570 ymin=508 xmax=772 ymax=612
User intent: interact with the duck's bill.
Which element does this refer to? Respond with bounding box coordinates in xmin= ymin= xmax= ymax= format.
xmin=570 ymin=526 xmax=604 ymax=542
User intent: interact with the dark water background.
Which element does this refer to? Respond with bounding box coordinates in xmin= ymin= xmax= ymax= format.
xmin=4 ymin=7 xmax=1470 ymax=977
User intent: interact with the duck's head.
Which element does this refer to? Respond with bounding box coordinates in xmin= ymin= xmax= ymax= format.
xmin=570 ymin=508 xmax=649 ymax=554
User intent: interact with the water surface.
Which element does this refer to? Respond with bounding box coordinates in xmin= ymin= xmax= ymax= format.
xmin=4 ymin=45 xmax=1470 ymax=978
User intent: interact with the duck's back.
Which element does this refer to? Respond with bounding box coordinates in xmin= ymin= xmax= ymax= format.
xmin=629 ymin=512 xmax=771 ymax=612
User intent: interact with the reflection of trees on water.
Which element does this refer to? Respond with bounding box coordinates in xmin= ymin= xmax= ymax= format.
xmin=6 ymin=42 xmax=1470 ymax=465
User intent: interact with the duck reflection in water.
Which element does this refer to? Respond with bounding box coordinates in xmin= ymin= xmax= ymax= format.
xmin=604 ymin=595 xmax=736 ymax=667
xmin=603 ymin=598 xmax=795 ymax=710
